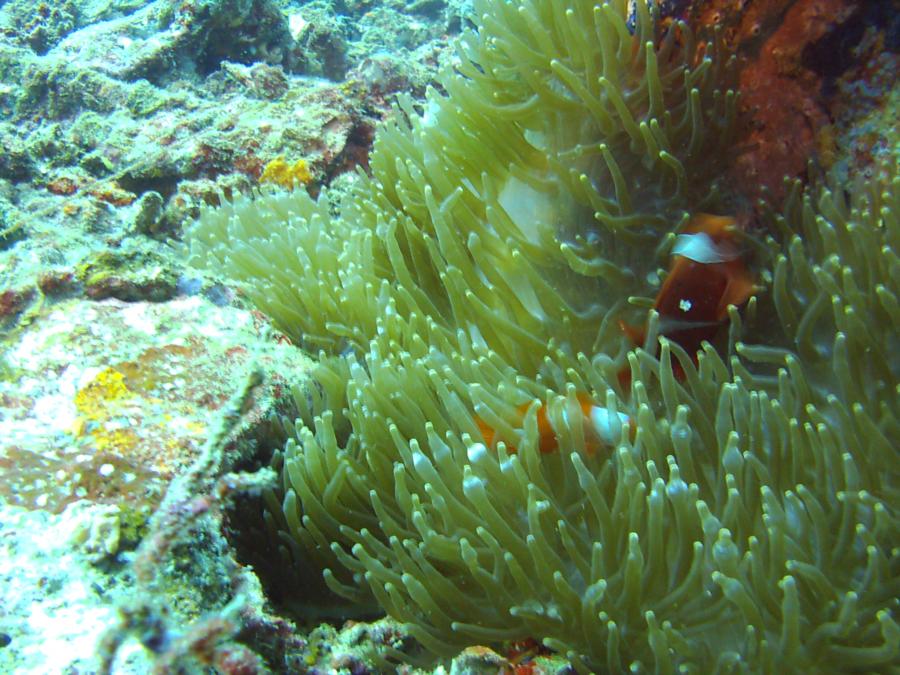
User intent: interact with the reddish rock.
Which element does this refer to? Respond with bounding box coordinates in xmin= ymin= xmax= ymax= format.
xmin=728 ymin=0 xmax=860 ymax=204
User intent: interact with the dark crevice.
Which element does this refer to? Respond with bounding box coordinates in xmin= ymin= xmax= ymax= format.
xmin=802 ymin=0 xmax=897 ymax=97
xmin=801 ymin=6 xmax=865 ymax=81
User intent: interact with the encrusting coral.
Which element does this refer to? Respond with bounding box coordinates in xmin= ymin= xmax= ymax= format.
xmin=186 ymin=0 xmax=899 ymax=671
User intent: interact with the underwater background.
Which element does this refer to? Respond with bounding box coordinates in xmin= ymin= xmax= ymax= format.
xmin=0 ymin=0 xmax=897 ymax=673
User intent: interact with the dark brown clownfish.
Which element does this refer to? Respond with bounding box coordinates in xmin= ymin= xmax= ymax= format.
xmin=620 ymin=213 xmax=757 ymax=382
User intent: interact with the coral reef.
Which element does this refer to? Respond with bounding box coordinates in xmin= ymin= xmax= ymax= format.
xmin=0 ymin=0 xmax=449 ymax=329
xmin=0 ymin=295 xmax=310 ymax=513
xmin=0 ymin=0 xmax=895 ymax=672
xmin=0 ymin=502 xmax=145 ymax=674
xmin=0 ymin=293 xmax=316 ymax=672
xmin=187 ymin=0 xmax=899 ymax=671
xmin=0 ymin=1 xmax=462 ymax=671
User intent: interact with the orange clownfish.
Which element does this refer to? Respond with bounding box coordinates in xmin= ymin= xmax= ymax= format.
xmin=620 ymin=213 xmax=756 ymax=368
xmin=475 ymin=392 xmax=634 ymax=455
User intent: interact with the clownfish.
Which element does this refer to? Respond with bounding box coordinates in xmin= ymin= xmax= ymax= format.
xmin=620 ymin=213 xmax=756 ymax=372
xmin=475 ymin=392 xmax=633 ymax=455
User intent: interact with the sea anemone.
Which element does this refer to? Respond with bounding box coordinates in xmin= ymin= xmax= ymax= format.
xmin=186 ymin=0 xmax=899 ymax=671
